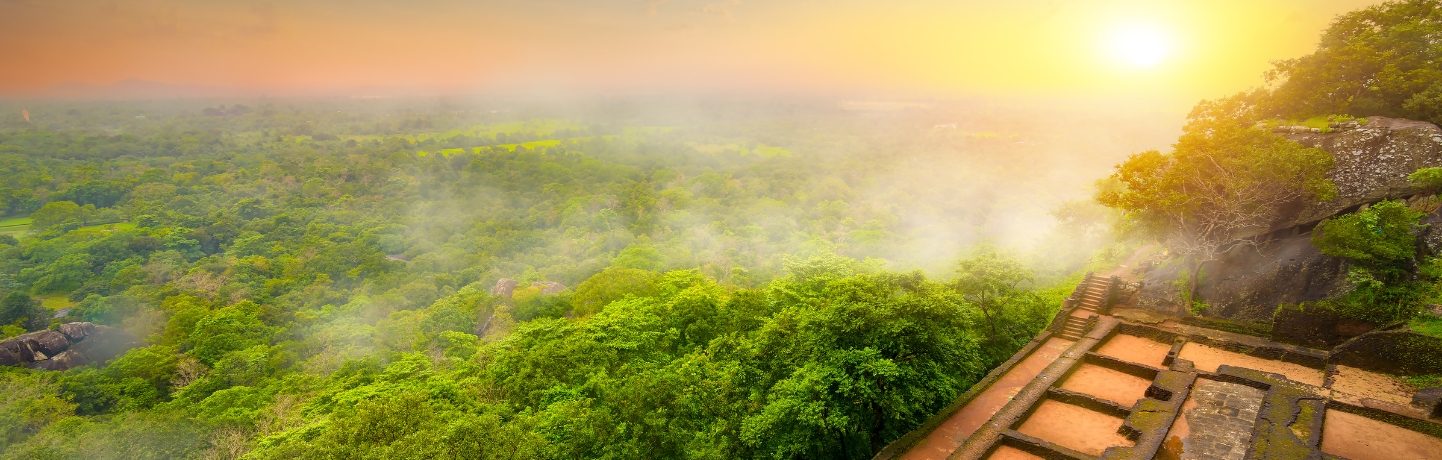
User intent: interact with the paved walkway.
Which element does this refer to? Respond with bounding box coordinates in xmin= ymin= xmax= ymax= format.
xmin=1167 ymin=379 xmax=1264 ymax=460
xmin=900 ymin=337 xmax=1075 ymax=459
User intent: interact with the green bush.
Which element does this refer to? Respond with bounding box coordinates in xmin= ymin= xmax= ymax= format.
xmin=1313 ymin=200 xmax=1434 ymax=323
xmin=1411 ymin=167 xmax=1442 ymax=191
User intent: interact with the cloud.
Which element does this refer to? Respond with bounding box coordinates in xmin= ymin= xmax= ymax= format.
xmin=647 ymin=0 xmax=669 ymax=17
xmin=238 ymin=2 xmax=279 ymax=37
xmin=701 ymin=0 xmax=740 ymax=19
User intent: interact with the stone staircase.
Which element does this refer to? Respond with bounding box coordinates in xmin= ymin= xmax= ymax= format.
xmin=1075 ymin=275 xmax=1111 ymax=314
xmin=1055 ymin=274 xmax=1114 ymax=340
xmin=1056 ymin=316 xmax=1091 ymax=340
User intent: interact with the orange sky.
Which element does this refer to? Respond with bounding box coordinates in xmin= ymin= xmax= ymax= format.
xmin=0 ymin=0 xmax=1386 ymax=105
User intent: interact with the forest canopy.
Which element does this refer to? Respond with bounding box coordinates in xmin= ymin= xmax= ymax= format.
xmin=1261 ymin=0 xmax=1442 ymax=125
xmin=0 ymin=101 xmax=1094 ymax=459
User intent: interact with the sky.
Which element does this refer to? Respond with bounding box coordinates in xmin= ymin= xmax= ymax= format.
xmin=0 ymin=0 xmax=1386 ymax=106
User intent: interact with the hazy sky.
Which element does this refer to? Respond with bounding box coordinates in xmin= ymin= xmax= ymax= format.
xmin=0 ymin=0 xmax=1385 ymax=104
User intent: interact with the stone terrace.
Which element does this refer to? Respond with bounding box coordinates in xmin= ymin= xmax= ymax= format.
xmin=875 ymin=274 xmax=1442 ymax=460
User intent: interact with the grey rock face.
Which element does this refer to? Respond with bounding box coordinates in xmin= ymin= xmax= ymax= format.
xmin=1275 ymin=117 xmax=1442 ymax=232
xmin=0 ymin=322 xmax=135 ymax=370
xmin=533 ymin=281 xmax=567 ymax=295
xmin=58 ymin=322 xmax=97 ymax=341
xmin=1136 ymin=118 xmax=1442 ymax=322
xmin=24 ymin=330 xmax=71 ymax=357
xmin=491 ymin=278 xmax=518 ymax=299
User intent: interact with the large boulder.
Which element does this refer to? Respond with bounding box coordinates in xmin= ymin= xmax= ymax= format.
xmin=35 ymin=350 xmax=84 ymax=371
xmin=1272 ymin=117 xmax=1442 ymax=232
xmin=533 ymin=281 xmax=567 ymax=295
xmin=0 ymin=339 xmax=34 ymax=365
xmin=20 ymin=330 xmax=73 ymax=357
xmin=490 ymin=278 xmax=518 ymax=300
xmin=0 ymin=322 xmax=135 ymax=370
xmin=63 ymin=325 xmax=135 ymax=366
xmin=1135 ymin=118 xmax=1442 ymax=321
xmin=1134 ymin=220 xmax=1350 ymax=322
xmin=58 ymin=322 xmax=97 ymax=341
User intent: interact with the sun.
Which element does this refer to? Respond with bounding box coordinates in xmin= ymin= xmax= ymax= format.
xmin=1102 ymin=22 xmax=1173 ymax=69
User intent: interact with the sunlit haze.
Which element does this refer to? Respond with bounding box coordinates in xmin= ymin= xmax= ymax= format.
xmin=3 ymin=1 xmax=1441 ymax=458
xmin=0 ymin=0 xmax=1384 ymax=108
xmin=1103 ymin=21 xmax=1173 ymax=69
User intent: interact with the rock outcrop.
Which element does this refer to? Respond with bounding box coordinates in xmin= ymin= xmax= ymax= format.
xmin=0 ymin=322 xmax=135 ymax=370
xmin=1133 ymin=229 xmax=1350 ymax=321
xmin=1272 ymin=117 xmax=1442 ymax=232
xmin=489 ymin=278 xmax=567 ymax=300
xmin=490 ymin=278 xmax=518 ymax=299
xmin=533 ymin=281 xmax=566 ymax=295
xmin=1134 ymin=117 xmax=1442 ymax=324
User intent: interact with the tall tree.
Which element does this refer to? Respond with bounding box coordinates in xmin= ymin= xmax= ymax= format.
xmin=952 ymin=247 xmax=1031 ymax=338
xmin=1097 ymin=109 xmax=1335 ymax=303
xmin=1264 ymin=0 xmax=1442 ymax=125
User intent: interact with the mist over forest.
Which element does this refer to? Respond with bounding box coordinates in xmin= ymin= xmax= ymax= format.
xmin=2 ymin=95 xmax=1176 ymax=277
xmin=5 ymin=0 xmax=1423 ymax=458
xmin=0 ymin=94 xmax=1171 ymax=458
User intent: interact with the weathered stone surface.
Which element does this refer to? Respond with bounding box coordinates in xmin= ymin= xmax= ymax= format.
xmin=490 ymin=278 xmax=518 ymax=299
xmin=1412 ymin=387 xmax=1442 ymax=418
xmin=0 ymin=322 xmax=135 ymax=370
xmin=1276 ymin=117 xmax=1442 ymax=231
xmin=0 ymin=339 xmax=33 ymax=365
xmin=1331 ymin=329 xmax=1442 ymax=375
xmin=36 ymin=350 xmax=83 ymax=371
xmin=1135 ymin=229 xmax=1348 ymax=321
xmin=1174 ymin=379 xmax=1265 ymax=460
xmin=23 ymin=330 xmax=72 ymax=356
xmin=58 ymin=322 xmax=96 ymax=341
xmin=65 ymin=325 xmax=135 ymax=365
xmin=1270 ymin=302 xmax=1376 ymax=348
xmin=1133 ymin=118 xmax=1442 ymax=322
xmin=533 ymin=281 xmax=566 ymax=295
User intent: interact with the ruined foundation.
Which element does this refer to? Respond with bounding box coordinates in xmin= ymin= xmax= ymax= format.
xmin=875 ymin=273 xmax=1442 ymax=460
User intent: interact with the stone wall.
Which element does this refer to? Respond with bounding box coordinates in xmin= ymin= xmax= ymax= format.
xmin=1330 ymin=329 xmax=1442 ymax=375
xmin=1270 ymin=302 xmax=1378 ymax=348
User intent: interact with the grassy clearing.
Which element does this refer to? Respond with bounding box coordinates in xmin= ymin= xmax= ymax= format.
xmin=1259 ymin=114 xmax=1366 ymax=133
xmin=488 ymin=139 xmax=564 ymax=153
xmin=37 ymin=294 xmax=74 ymax=311
xmin=416 ymin=126 xmax=675 ymax=157
xmin=688 ymin=142 xmax=793 ymax=158
xmin=355 ymin=119 xmax=586 ymax=145
xmin=1410 ymin=314 xmax=1442 ymax=339
xmin=0 ymin=215 xmax=32 ymax=238
xmin=0 ymin=216 xmax=32 ymax=229
xmin=420 ymin=139 xmax=566 ymax=157
xmin=76 ymin=221 xmax=136 ymax=234
xmin=1402 ymin=374 xmax=1442 ymax=388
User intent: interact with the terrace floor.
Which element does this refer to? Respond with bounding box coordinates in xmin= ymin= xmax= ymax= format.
xmin=886 ymin=303 xmax=1442 ymax=460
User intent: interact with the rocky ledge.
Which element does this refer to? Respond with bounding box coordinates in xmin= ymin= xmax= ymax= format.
xmin=1274 ymin=117 xmax=1442 ymax=231
xmin=1133 ymin=118 xmax=1442 ymax=324
xmin=0 ymin=322 xmax=136 ymax=370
